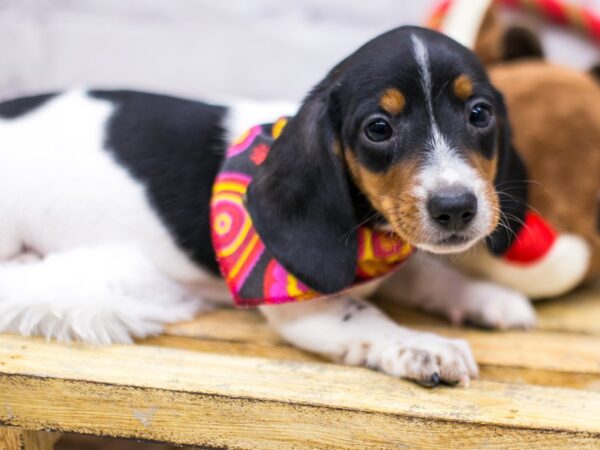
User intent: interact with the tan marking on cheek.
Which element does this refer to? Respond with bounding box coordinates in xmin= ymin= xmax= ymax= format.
xmin=468 ymin=152 xmax=500 ymax=231
xmin=379 ymin=88 xmax=406 ymax=116
xmin=344 ymin=149 xmax=424 ymax=244
xmin=453 ymin=74 xmax=473 ymax=101
xmin=344 ymin=149 xmax=384 ymax=211
xmin=468 ymin=152 xmax=497 ymax=181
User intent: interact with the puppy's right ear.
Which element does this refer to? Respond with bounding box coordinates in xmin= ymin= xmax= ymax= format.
xmin=501 ymin=26 xmax=544 ymax=62
xmin=245 ymin=84 xmax=359 ymax=294
xmin=486 ymin=88 xmax=529 ymax=256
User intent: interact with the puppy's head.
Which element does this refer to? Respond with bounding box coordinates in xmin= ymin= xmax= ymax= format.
xmin=247 ymin=26 xmax=527 ymax=293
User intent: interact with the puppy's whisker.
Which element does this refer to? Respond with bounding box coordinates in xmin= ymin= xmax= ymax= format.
xmin=495 ymin=190 xmax=541 ymax=216
xmin=434 ymin=80 xmax=451 ymax=103
xmin=491 ymin=205 xmax=517 ymax=239
xmin=340 ymin=210 xmax=388 ymax=243
xmin=496 ymin=179 xmax=543 ymax=188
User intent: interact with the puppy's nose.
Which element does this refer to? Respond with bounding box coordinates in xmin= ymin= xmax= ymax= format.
xmin=427 ymin=189 xmax=478 ymax=231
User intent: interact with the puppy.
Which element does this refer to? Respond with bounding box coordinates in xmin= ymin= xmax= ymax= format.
xmin=0 ymin=26 xmax=535 ymax=386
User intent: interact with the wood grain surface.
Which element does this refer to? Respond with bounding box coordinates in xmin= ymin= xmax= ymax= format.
xmin=0 ymin=282 xmax=599 ymax=449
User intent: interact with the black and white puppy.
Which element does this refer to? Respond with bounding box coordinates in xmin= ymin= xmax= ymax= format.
xmin=0 ymin=27 xmax=535 ymax=386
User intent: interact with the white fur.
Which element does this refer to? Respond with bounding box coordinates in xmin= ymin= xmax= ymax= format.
xmin=0 ymin=90 xmax=228 ymax=343
xmin=410 ymin=34 xmax=494 ymax=253
xmin=378 ymin=252 xmax=536 ymax=329
xmin=0 ymin=246 xmax=201 ymax=344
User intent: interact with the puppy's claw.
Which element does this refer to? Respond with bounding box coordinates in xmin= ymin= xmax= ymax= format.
xmin=350 ymin=332 xmax=478 ymax=388
xmin=458 ymin=374 xmax=470 ymax=388
xmin=416 ymin=372 xmax=441 ymax=388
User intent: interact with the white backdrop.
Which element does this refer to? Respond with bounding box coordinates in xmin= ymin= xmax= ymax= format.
xmin=0 ymin=0 xmax=437 ymax=101
xmin=0 ymin=0 xmax=598 ymax=103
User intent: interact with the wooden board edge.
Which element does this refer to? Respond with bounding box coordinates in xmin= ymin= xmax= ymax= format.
xmin=1 ymin=374 xmax=599 ymax=449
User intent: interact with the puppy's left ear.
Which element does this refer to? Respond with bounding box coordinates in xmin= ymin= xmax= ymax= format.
xmin=486 ymin=88 xmax=529 ymax=255
xmin=245 ymin=86 xmax=358 ymax=294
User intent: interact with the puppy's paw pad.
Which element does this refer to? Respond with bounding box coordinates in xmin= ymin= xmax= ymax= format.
xmin=368 ymin=333 xmax=478 ymax=387
xmin=459 ymin=283 xmax=537 ymax=330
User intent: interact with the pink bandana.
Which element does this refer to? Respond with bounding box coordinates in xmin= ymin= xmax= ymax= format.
xmin=210 ymin=118 xmax=413 ymax=306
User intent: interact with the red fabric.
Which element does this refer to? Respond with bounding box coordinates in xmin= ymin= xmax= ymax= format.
xmin=538 ymin=0 xmax=568 ymax=24
xmin=503 ymin=212 xmax=557 ymax=264
xmin=434 ymin=0 xmax=600 ymax=46
xmin=427 ymin=0 xmax=452 ymax=29
xmin=583 ymin=9 xmax=600 ymax=43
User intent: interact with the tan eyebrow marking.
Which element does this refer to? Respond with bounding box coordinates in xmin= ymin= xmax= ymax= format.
xmin=379 ymin=88 xmax=406 ymax=115
xmin=453 ymin=74 xmax=473 ymax=101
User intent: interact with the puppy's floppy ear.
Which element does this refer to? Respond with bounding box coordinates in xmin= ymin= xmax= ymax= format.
xmin=486 ymin=88 xmax=528 ymax=255
xmin=245 ymin=85 xmax=358 ymax=294
xmin=501 ymin=26 xmax=544 ymax=62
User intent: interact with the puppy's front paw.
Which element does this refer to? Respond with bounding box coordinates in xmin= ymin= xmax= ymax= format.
xmin=344 ymin=332 xmax=478 ymax=387
xmin=449 ymin=282 xmax=537 ymax=330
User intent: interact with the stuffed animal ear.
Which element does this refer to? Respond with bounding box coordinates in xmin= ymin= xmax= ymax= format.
xmin=486 ymin=88 xmax=529 ymax=255
xmin=501 ymin=26 xmax=544 ymax=62
xmin=245 ymin=85 xmax=358 ymax=294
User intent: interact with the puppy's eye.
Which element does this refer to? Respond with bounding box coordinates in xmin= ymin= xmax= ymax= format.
xmin=365 ymin=119 xmax=393 ymax=142
xmin=469 ymin=103 xmax=492 ymax=128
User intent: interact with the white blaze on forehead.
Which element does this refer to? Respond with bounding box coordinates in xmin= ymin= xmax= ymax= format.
xmin=410 ymin=34 xmax=452 ymax=159
xmin=410 ymin=34 xmax=432 ymax=109
xmin=409 ymin=33 xmax=479 ymax=194
xmin=409 ymin=34 xmax=494 ymax=244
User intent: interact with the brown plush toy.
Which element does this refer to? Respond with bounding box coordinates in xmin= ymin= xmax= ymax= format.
xmin=489 ymin=34 xmax=600 ymax=282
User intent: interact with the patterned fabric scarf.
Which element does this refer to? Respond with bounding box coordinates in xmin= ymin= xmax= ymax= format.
xmin=210 ymin=118 xmax=413 ymax=306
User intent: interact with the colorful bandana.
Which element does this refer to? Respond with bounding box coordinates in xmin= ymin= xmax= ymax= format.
xmin=210 ymin=118 xmax=413 ymax=306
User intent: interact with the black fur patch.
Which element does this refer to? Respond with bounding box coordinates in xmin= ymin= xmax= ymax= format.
xmin=589 ymin=64 xmax=600 ymax=82
xmin=0 ymin=93 xmax=57 ymax=119
xmin=90 ymin=90 xmax=227 ymax=274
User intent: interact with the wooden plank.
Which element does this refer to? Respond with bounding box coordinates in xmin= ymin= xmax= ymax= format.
xmin=20 ymin=431 xmax=58 ymax=450
xmin=143 ymin=336 xmax=600 ymax=391
xmin=141 ymin=335 xmax=324 ymax=363
xmin=163 ymin=307 xmax=600 ymax=375
xmin=166 ymin=309 xmax=281 ymax=343
xmin=378 ymin=282 xmax=600 ymax=336
xmin=479 ymin=366 xmax=600 ymax=391
xmin=416 ymin=326 xmax=600 ymax=374
xmin=0 ymin=335 xmax=600 ymax=449
xmin=536 ymin=282 xmax=600 ymax=336
xmin=0 ymin=427 xmax=59 ymax=450
xmin=0 ymin=428 xmax=20 ymax=450
xmin=378 ymin=284 xmax=600 ymax=336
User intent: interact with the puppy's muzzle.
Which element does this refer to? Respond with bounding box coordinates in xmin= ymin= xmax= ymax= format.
xmin=427 ymin=187 xmax=478 ymax=233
